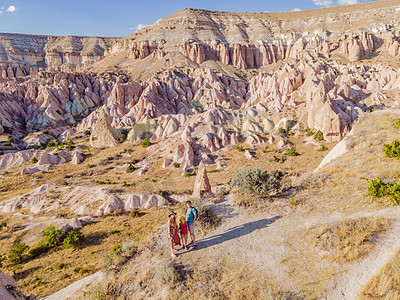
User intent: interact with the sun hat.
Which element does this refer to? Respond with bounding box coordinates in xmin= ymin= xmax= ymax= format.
xmin=169 ymin=211 xmax=176 ymax=217
xmin=179 ymin=216 xmax=185 ymax=222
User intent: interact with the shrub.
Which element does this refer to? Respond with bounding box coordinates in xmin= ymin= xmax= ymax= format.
xmin=231 ymin=168 xmax=282 ymax=195
xmin=63 ymin=230 xmax=85 ymax=249
xmin=236 ymin=144 xmax=245 ymax=152
xmin=8 ymin=243 xmax=29 ymax=263
xmin=366 ymin=177 xmax=400 ymax=205
xmin=66 ymin=140 xmax=75 ymax=151
xmin=314 ymin=130 xmax=324 ymax=141
xmin=305 ymin=128 xmax=314 ymax=136
xmin=73 ymin=267 xmax=82 ymax=273
xmin=12 ymin=264 xmax=22 ymax=275
xmin=270 ymin=155 xmax=286 ymax=163
xmin=130 ymin=209 xmax=140 ymax=218
xmin=184 ymin=172 xmax=196 ymax=177
xmin=31 ymin=156 xmax=38 ymax=164
xmin=95 ymin=179 xmax=116 ymax=185
xmin=28 ymin=243 xmax=48 ymax=258
xmin=395 ymin=118 xmax=400 ymax=128
xmin=111 ymin=245 xmax=122 ymax=256
xmin=109 ymin=230 xmax=119 ymax=235
xmin=47 ymin=140 xmax=56 ymax=148
xmin=119 ymin=134 xmax=127 ymax=143
xmin=0 ymin=253 xmax=6 ymax=268
xmin=126 ymin=164 xmax=135 ymax=173
xmin=318 ymin=145 xmax=329 ymax=151
xmin=62 ymin=273 xmax=70 ymax=279
xmin=173 ymin=162 xmax=180 ymax=168
xmin=285 ymin=150 xmax=299 ymax=156
xmin=55 ymin=263 xmax=66 ymax=270
xmin=42 ymin=225 xmax=62 ymax=247
xmin=278 ymin=127 xmax=286 ymax=134
xmin=383 ymin=140 xmax=400 ymax=159
xmin=84 ymin=130 xmax=91 ymax=136
xmin=262 ymin=146 xmax=269 ymax=153
xmin=141 ymin=138 xmax=151 ymax=148
xmin=0 ymin=222 xmax=6 ymax=230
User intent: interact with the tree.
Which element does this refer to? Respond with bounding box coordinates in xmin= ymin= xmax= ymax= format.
xmin=8 ymin=243 xmax=29 ymax=263
xmin=42 ymin=225 xmax=62 ymax=247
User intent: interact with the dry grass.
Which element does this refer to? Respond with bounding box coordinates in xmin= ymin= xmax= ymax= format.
xmin=104 ymin=246 xmax=295 ymax=300
xmin=0 ymin=206 xmax=172 ymax=298
xmin=281 ymin=216 xmax=388 ymax=299
xmin=359 ymin=250 xmax=400 ymax=300
xmin=312 ymin=217 xmax=388 ymax=264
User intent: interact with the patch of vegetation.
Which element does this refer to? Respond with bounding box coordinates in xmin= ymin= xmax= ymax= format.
xmin=62 ymin=273 xmax=70 ymax=279
xmin=395 ymin=118 xmax=400 ymax=128
xmin=184 ymin=172 xmax=196 ymax=177
xmin=129 ymin=209 xmax=140 ymax=218
xmin=383 ymin=140 xmax=400 ymax=159
xmin=84 ymin=130 xmax=91 ymax=136
xmin=0 ymin=253 xmax=6 ymax=268
xmin=119 ymin=134 xmax=127 ymax=143
xmin=318 ymin=145 xmax=328 ymax=152
xmin=42 ymin=225 xmax=62 ymax=247
xmin=111 ymin=244 xmax=122 ymax=256
xmin=8 ymin=243 xmax=29 ymax=263
xmin=235 ymin=144 xmax=245 ymax=152
xmin=285 ymin=150 xmax=299 ymax=156
xmin=141 ymin=138 xmax=151 ymax=148
xmin=270 ymin=155 xmax=286 ymax=163
xmin=126 ymin=164 xmax=135 ymax=173
xmin=0 ymin=221 xmax=6 ymax=231
xmin=7 ymin=136 xmax=13 ymax=143
xmin=109 ymin=230 xmax=120 ymax=235
xmin=55 ymin=263 xmax=66 ymax=270
xmin=278 ymin=127 xmax=286 ymax=134
xmin=208 ymin=169 xmax=220 ymax=173
xmin=63 ymin=230 xmax=85 ymax=249
xmin=262 ymin=145 xmax=269 ymax=153
xmin=31 ymin=156 xmax=38 ymax=164
xmin=28 ymin=243 xmax=48 ymax=258
xmin=314 ymin=130 xmax=324 ymax=141
xmin=95 ymin=179 xmax=117 ymax=185
xmin=305 ymin=128 xmax=315 ymax=136
xmin=73 ymin=267 xmax=82 ymax=273
xmin=173 ymin=162 xmax=180 ymax=168
xmin=231 ymin=168 xmax=282 ymax=196
xmin=365 ymin=177 xmax=400 ymax=204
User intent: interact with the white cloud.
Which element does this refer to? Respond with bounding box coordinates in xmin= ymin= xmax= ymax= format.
xmin=313 ymin=0 xmax=333 ymax=6
xmin=6 ymin=6 xmax=16 ymax=12
xmin=292 ymin=8 xmax=302 ymax=11
xmin=130 ymin=23 xmax=147 ymax=31
xmin=338 ymin=0 xmax=358 ymax=4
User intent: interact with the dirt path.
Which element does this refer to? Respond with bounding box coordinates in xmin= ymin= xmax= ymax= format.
xmin=158 ymin=196 xmax=400 ymax=299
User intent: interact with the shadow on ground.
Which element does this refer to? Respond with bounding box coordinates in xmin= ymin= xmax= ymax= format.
xmin=197 ymin=216 xmax=281 ymax=249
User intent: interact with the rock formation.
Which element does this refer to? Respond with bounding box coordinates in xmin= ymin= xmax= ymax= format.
xmin=89 ymin=109 xmax=119 ymax=148
xmin=0 ymin=270 xmax=34 ymax=300
xmin=192 ymin=161 xmax=212 ymax=198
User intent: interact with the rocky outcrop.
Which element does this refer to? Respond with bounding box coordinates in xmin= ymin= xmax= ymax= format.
xmin=192 ymin=161 xmax=212 ymax=198
xmin=89 ymin=109 xmax=119 ymax=148
xmin=0 ymin=270 xmax=34 ymax=300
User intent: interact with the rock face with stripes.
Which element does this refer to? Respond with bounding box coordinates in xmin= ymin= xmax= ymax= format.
xmin=193 ymin=161 xmax=212 ymax=198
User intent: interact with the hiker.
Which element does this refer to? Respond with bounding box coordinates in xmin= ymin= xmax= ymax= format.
xmin=186 ymin=201 xmax=198 ymax=249
xmin=167 ymin=211 xmax=181 ymax=257
xmin=179 ymin=216 xmax=189 ymax=250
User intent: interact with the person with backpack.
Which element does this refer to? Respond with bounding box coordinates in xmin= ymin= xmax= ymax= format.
xmin=186 ymin=200 xmax=198 ymax=249
xmin=178 ymin=216 xmax=189 ymax=250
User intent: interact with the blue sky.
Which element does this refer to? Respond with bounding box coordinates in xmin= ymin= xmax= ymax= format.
xmin=1 ymin=0 xmax=375 ymax=37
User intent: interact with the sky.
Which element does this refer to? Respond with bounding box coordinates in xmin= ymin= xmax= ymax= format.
xmin=0 ymin=0 xmax=376 ymax=37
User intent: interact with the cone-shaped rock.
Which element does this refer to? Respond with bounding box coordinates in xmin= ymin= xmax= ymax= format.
xmin=192 ymin=161 xmax=212 ymax=198
xmin=90 ymin=109 xmax=119 ymax=148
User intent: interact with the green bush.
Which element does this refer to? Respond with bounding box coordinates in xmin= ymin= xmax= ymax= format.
xmin=31 ymin=157 xmax=38 ymax=164
xmin=262 ymin=146 xmax=269 ymax=153
xmin=270 ymin=155 xmax=286 ymax=163
xmin=109 ymin=230 xmax=119 ymax=235
xmin=62 ymin=273 xmax=70 ymax=279
xmin=236 ymin=144 xmax=245 ymax=152
xmin=184 ymin=172 xmax=196 ymax=177
xmin=366 ymin=177 xmax=400 ymax=205
xmin=395 ymin=119 xmax=400 ymax=128
xmin=130 ymin=209 xmax=140 ymax=218
xmin=28 ymin=243 xmax=48 ymax=258
xmin=84 ymin=130 xmax=91 ymax=136
xmin=305 ymin=128 xmax=314 ymax=136
xmin=95 ymin=179 xmax=116 ymax=185
xmin=55 ymin=263 xmax=66 ymax=270
xmin=36 ymin=280 xmax=44 ymax=287
xmin=126 ymin=164 xmax=135 ymax=173
xmin=231 ymin=168 xmax=282 ymax=196
xmin=42 ymin=225 xmax=62 ymax=247
xmin=285 ymin=150 xmax=299 ymax=156
xmin=66 ymin=140 xmax=75 ymax=151
xmin=383 ymin=140 xmax=400 ymax=159
xmin=119 ymin=134 xmax=127 ymax=143
xmin=314 ymin=130 xmax=324 ymax=141
xmin=8 ymin=243 xmax=29 ymax=263
xmin=318 ymin=145 xmax=329 ymax=152
xmin=278 ymin=127 xmax=286 ymax=134
xmin=12 ymin=264 xmax=22 ymax=275
xmin=111 ymin=244 xmax=122 ymax=256
xmin=173 ymin=162 xmax=180 ymax=168
xmin=141 ymin=138 xmax=151 ymax=148
xmin=0 ymin=222 xmax=6 ymax=231
xmin=73 ymin=267 xmax=81 ymax=273
xmin=63 ymin=230 xmax=85 ymax=249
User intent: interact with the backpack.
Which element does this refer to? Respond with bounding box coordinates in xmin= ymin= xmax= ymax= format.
xmin=187 ymin=206 xmax=199 ymax=220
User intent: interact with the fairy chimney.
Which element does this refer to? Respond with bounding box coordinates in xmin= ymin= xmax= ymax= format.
xmin=192 ymin=161 xmax=213 ymax=198
xmin=90 ymin=109 xmax=119 ymax=148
